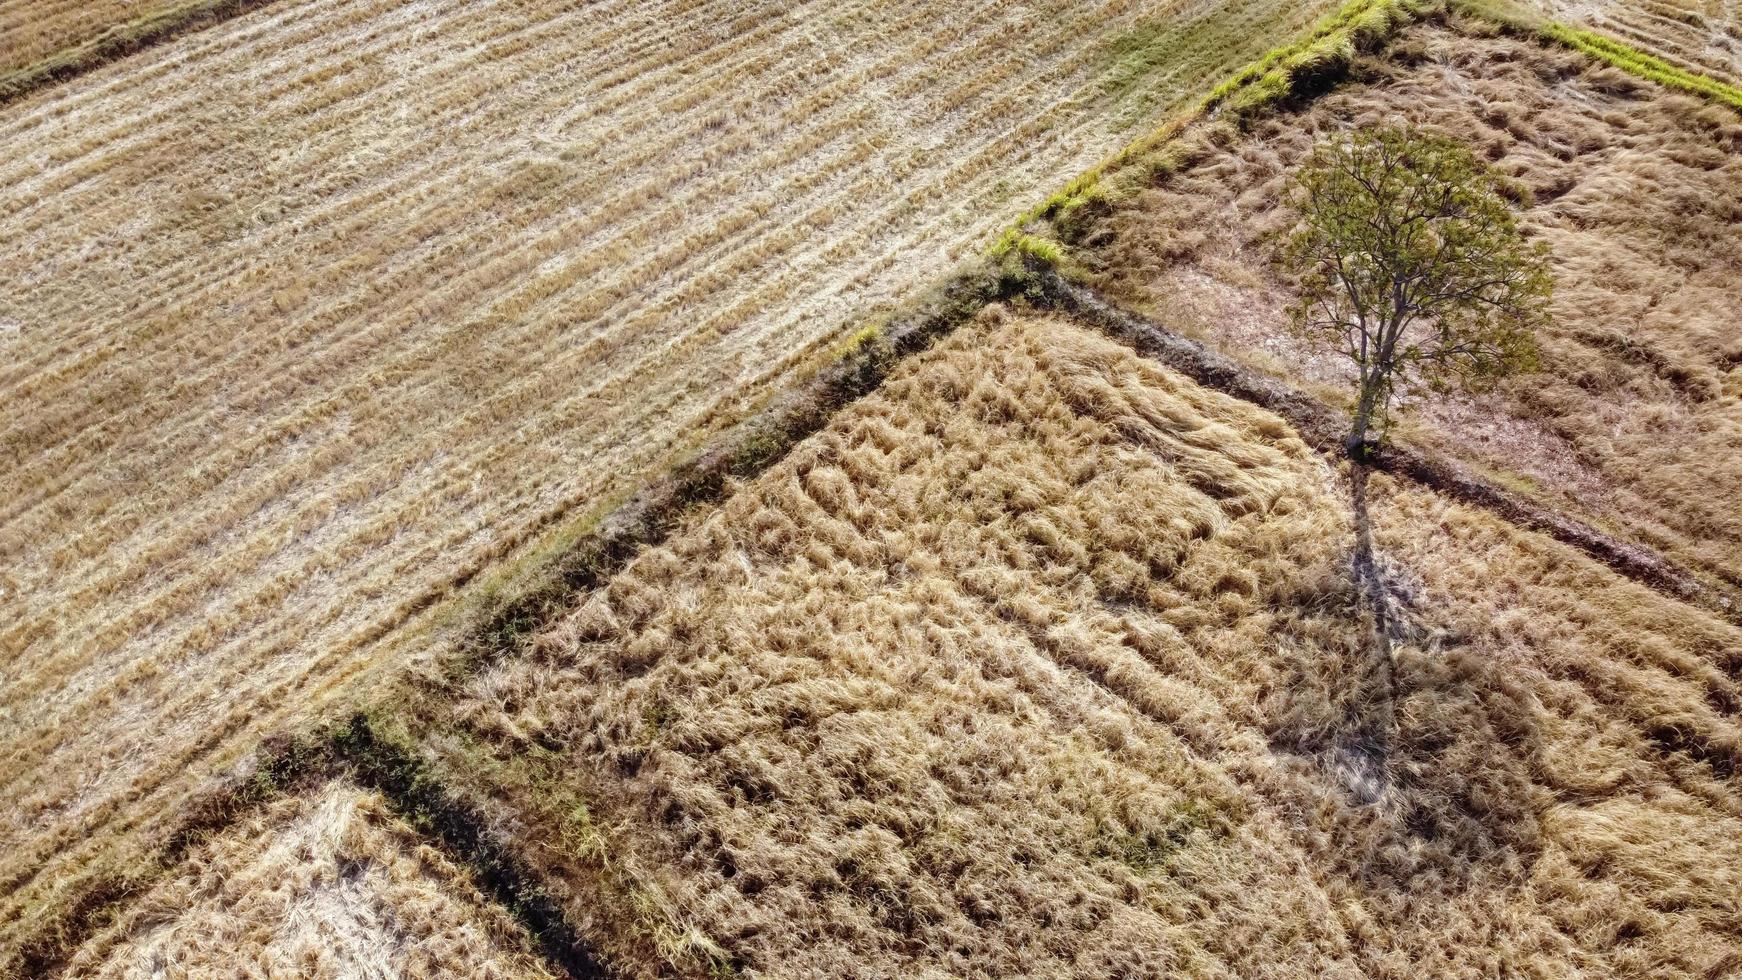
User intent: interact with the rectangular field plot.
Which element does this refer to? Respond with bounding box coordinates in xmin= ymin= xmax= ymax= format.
xmin=67 ymin=782 xmax=557 ymax=979
xmin=1081 ymin=18 xmax=1742 ymax=592
xmin=0 ymin=0 xmax=1345 ymax=956
xmin=444 ymin=312 xmax=1742 ymax=976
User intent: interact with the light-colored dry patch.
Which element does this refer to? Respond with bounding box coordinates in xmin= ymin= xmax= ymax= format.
xmin=451 ymin=311 xmax=1742 ymax=977
xmin=1085 ymin=19 xmax=1742 ymax=589
xmin=0 ymin=0 xmax=1351 ymax=947
xmin=453 ymin=309 xmax=1357 ymax=977
xmin=66 ymin=781 xmax=557 ymax=979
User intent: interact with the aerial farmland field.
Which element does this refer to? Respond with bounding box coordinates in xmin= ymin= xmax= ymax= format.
xmin=6 ymin=0 xmax=1742 ymax=975
xmin=439 ymin=310 xmax=1742 ymax=977
xmin=0 ymin=0 xmax=1349 ymax=960
xmin=66 ymin=781 xmax=559 ymax=978
xmin=1073 ymin=15 xmax=1742 ymax=592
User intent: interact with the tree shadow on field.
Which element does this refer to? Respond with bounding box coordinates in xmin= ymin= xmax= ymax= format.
xmin=1260 ymin=561 xmax=1547 ymax=901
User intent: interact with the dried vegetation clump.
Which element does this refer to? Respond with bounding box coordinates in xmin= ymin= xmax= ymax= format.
xmin=1081 ymin=18 xmax=1742 ymax=591
xmin=0 ymin=0 xmax=1347 ymax=948
xmin=67 ymin=782 xmax=557 ymax=979
xmin=452 ymin=312 xmax=1742 ymax=977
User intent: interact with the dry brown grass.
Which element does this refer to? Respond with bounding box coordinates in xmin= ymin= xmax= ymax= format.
xmin=1529 ymin=0 xmax=1742 ymax=84
xmin=64 ymin=781 xmax=557 ymax=979
xmin=0 ymin=0 xmax=200 ymax=79
xmin=0 ymin=0 xmax=1355 ymax=950
xmin=1080 ymin=17 xmax=1742 ymax=592
xmin=445 ymin=310 xmax=1742 ymax=977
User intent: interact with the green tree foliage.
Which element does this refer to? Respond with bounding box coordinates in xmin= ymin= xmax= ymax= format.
xmin=1281 ymin=125 xmax=1550 ymax=768
xmin=1283 ymin=124 xmax=1550 ymax=458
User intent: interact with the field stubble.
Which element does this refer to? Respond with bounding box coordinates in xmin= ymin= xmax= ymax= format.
xmin=0 ymin=0 xmax=214 ymax=81
xmin=1531 ymin=0 xmax=1742 ymax=84
xmin=1077 ymin=18 xmax=1742 ymax=593
xmin=445 ymin=311 xmax=1742 ymax=977
xmin=0 ymin=0 xmax=1353 ymax=959
xmin=65 ymin=781 xmax=559 ymax=979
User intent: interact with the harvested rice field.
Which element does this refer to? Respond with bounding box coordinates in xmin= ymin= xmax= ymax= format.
xmin=438 ymin=311 xmax=1742 ymax=977
xmin=0 ymin=0 xmax=1353 ymax=952
xmin=10 ymin=0 xmax=1742 ymax=976
xmin=0 ymin=0 xmax=221 ymax=82
xmin=66 ymin=782 xmax=558 ymax=979
xmin=1072 ymin=15 xmax=1742 ymax=593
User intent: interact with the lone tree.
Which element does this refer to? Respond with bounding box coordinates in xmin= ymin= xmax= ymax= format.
xmin=1281 ymin=125 xmax=1550 ymax=752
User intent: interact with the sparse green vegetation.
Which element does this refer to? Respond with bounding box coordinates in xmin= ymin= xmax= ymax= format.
xmin=1205 ymin=0 xmax=1435 ymax=118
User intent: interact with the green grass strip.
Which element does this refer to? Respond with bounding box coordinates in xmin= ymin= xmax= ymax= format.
xmin=1538 ymin=22 xmax=1742 ymax=111
xmin=1203 ymin=0 xmax=1436 ymax=115
xmin=989 ymin=0 xmax=1441 ymax=250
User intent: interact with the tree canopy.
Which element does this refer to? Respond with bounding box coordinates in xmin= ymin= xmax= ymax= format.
xmin=1282 ymin=124 xmax=1551 ymax=455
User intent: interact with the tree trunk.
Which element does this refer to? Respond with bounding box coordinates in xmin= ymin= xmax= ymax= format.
xmin=1346 ymin=393 xmax=1396 ymax=764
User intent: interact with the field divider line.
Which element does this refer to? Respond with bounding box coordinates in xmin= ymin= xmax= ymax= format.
xmin=6 ymin=0 xmax=1366 ymax=945
xmin=0 ymin=0 xmax=287 ymax=107
xmin=14 ymin=715 xmax=613 ymax=980
xmin=435 ymin=262 xmax=1009 ymax=683
xmin=5 ymin=261 xmax=1015 ymax=977
xmin=328 ymin=715 xmax=614 ymax=980
xmin=1032 ymin=268 xmax=1742 ymax=628
xmin=4 ymin=48 xmax=1081 ymax=885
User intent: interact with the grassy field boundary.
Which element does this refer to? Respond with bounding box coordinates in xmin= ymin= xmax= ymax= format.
xmin=992 ymin=0 xmax=1442 ymax=254
xmin=1201 ymin=0 xmax=1437 ymax=115
xmin=1035 ymin=270 xmax=1742 ymax=625
xmin=1012 ymin=0 xmax=1740 ymax=255
xmin=0 ymin=7 xmax=1458 ymax=966
xmin=441 ymin=261 xmax=1011 ymax=687
xmin=331 ymin=714 xmax=612 ymax=979
xmin=11 ymin=714 xmax=609 ymax=980
xmin=1456 ymin=1 xmax=1742 ymax=111
xmin=1004 ymin=2 xmax=1742 ymax=621
xmin=1534 ymin=22 xmax=1742 ymax=111
xmin=21 ymin=2 xmax=1740 ymax=970
xmin=4 ymin=260 xmax=1016 ymax=978
xmin=7 ymin=730 xmax=333 ymax=977
xmin=0 ymin=0 xmax=283 ymax=106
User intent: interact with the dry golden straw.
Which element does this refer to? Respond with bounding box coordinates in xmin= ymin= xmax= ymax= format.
xmin=1085 ymin=17 xmax=1742 ymax=592
xmin=0 ymin=0 xmax=1352 ymax=945
xmin=449 ymin=311 xmax=1742 ymax=977
xmin=68 ymin=781 xmax=558 ymax=979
